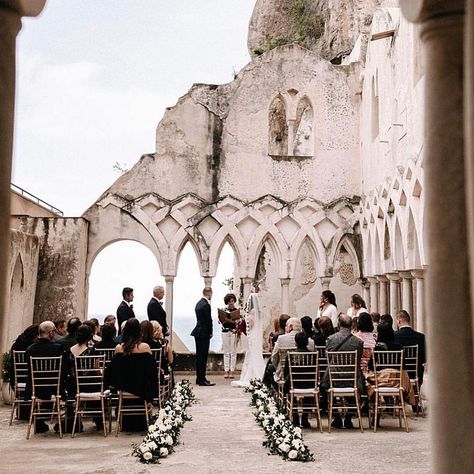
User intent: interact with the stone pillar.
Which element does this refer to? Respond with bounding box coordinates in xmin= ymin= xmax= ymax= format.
xmin=203 ymin=276 xmax=213 ymax=288
xmin=400 ymin=2 xmax=473 ymax=472
xmin=320 ymin=277 xmax=331 ymax=291
xmin=287 ymin=119 xmax=295 ymax=155
xmin=164 ymin=276 xmax=174 ymax=340
xmin=280 ymin=278 xmax=290 ymax=314
xmin=411 ymin=269 xmax=425 ymax=333
xmin=367 ymin=277 xmax=379 ymax=313
xmin=242 ymin=277 xmax=254 ymax=305
xmin=376 ymin=275 xmax=389 ymax=314
xmin=399 ymin=271 xmax=414 ymax=316
xmin=358 ymin=278 xmax=370 ymax=309
xmin=386 ymin=273 xmax=400 ymax=329
xmin=0 ymin=1 xmax=46 ymax=353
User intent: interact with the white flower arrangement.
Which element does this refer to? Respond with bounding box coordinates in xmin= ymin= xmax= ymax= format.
xmin=246 ymin=379 xmax=314 ymax=462
xmin=133 ymin=380 xmax=195 ymax=464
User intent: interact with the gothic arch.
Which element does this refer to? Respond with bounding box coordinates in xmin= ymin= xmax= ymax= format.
xmin=332 ymin=235 xmax=361 ymax=280
xmin=293 ymin=95 xmax=314 ymax=156
xmin=289 ymin=235 xmax=320 ymax=279
xmin=393 ymin=218 xmax=405 ymax=270
xmin=250 ymin=232 xmax=283 ymax=279
xmin=208 ymin=233 xmax=245 ymax=278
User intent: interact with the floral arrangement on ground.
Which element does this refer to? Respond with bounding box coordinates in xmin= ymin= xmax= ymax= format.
xmin=133 ymin=379 xmax=195 ymax=464
xmin=246 ymin=379 xmax=314 ymax=462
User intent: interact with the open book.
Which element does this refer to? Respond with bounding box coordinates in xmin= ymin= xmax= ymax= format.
xmin=218 ymin=308 xmax=241 ymax=324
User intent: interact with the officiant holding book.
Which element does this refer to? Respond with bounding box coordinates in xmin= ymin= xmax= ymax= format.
xmin=219 ymin=293 xmax=241 ymax=379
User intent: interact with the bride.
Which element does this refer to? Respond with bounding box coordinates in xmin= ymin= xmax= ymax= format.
xmin=231 ymin=292 xmax=266 ymax=387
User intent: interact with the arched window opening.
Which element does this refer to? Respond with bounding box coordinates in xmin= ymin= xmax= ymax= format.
xmin=371 ymin=74 xmax=380 ymax=141
xmin=293 ymin=97 xmax=314 ymax=156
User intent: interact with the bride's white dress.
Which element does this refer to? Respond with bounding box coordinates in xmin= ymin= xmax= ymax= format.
xmin=231 ymin=293 xmax=266 ymax=387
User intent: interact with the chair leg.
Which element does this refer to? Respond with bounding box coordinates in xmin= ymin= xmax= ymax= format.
xmin=315 ymin=394 xmax=323 ymax=433
xmin=101 ymin=397 xmax=107 ymax=437
xmin=115 ymin=394 xmax=123 ymax=437
xmin=355 ymin=394 xmax=364 ymax=433
xmin=328 ymin=392 xmax=333 ymax=433
xmin=373 ymin=394 xmax=379 ymax=433
xmin=72 ymin=398 xmax=79 ymax=438
xmin=9 ymin=391 xmax=17 ymax=425
xmin=57 ymin=398 xmax=63 ymax=439
xmin=26 ymin=400 xmax=35 ymax=440
xmin=400 ymin=392 xmax=409 ymax=433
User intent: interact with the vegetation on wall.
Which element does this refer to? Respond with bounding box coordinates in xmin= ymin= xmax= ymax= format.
xmin=253 ymin=0 xmax=323 ymax=56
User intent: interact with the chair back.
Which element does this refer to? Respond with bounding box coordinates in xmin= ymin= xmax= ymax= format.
xmin=315 ymin=346 xmax=327 ymax=384
xmin=94 ymin=348 xmax=115 ymax=368
xmin=327 ymin=350 xmax=358 ymax=389
xmin=151 ymin=348 xmax=163 ymax=372
xmin=402 ymin=345 xmax=419 ymax=381
xmin=29 ymin=356 xmax=62 ymax=399
xmin=13 ymin=351 xmax=28 ymax=389
xmin=277 ymin=347 xmax=295 ymax=381
xmin=74 ymin=355 xmax=105 ymax=394
xmin=372 ymin=350 xmax=404 ymax=389
xmin=287 ymin=352 xmax=319 ymax=391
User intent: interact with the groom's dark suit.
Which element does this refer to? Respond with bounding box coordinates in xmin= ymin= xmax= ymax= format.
xmin=117 ymin=301 xmax=135 ymax=334
xmin=191 ymin=297 xmax=213 ymax=384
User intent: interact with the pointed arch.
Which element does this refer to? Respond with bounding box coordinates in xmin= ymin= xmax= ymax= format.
xmin=293 ymin=95 xmax=314 ymax=156
xmin=332 ymin=235 xmax=361 ymax=280
xmin=407 ymin=208 xmax=422 ymax=268
xmin=289 ymin=235 xmax=319 ymax=279
xmin=393 ymin=218 xmax=405 ymax=269
xmin=250 ymin=232 xmax=282 ymax=279
xmin=208 ymin=232 xmax=245 ymax=277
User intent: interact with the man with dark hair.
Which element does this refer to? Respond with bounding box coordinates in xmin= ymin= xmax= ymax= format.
xmin=147 ymin=285 xmax=168 ymax=336
xmin=117 ymin=287 xmax=135 ymax=334
xmin=191 ymin=287 xmax=214 ymax=386
xmin=323 ymin=313 xmax=364 ymax=429
xmin=59 ymin=317 xmax=82 ymax=351
xmin=52 ymin=319 xmax=66 ymax=343
xmin=395 ymin=310 xmax=426 ymax=385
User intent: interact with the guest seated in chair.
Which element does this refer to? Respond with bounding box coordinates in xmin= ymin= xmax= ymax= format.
xmin=94 ymin=324 xmax=117 ymax=349
xmin=105 ymin=319 xmax=158 ymax=431
xmin=140 ymin=320 xmax=162 ymax=349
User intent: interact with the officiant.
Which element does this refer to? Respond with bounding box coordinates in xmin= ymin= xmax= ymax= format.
xmin=219 ymin=293 xmax=240 ymax=379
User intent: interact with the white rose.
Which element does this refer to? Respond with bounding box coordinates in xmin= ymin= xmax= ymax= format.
xmin=143 ymin=452 xmax=153 ymax=461
xmin=140 ymin=445 xmax=149 ymax=454
xmin=148 ymin=425 xmax=157 ymax=432
xmin=148 ymin=441 xmax=157 ymax=451
xmin=281 ymin=429 xmax=288 ymax=437
xmin=279 ymin=443 xmax=290 ymax=453
xmin=160 ymin=447 xmax=169 ymax=457
xmin=165 ymin=435 xmax=173 ymax=445
xmin=288 ymin=450 xmax=298 ymax=460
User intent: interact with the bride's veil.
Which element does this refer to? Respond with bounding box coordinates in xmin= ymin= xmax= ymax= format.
xmin=246 ymin=293 xmax=262 ymax=347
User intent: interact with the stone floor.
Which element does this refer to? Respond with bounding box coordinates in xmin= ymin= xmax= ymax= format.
xmin=0 ymin=376 xmax=431 ymax=473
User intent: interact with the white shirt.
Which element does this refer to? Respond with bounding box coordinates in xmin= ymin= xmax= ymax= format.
xmin=152 ymin=296 xmax=163 ymax=304
xmin=317 ymin=304 xmax=339 ymax=328
xmin=347 ymin=307 xmax=368 ymax=318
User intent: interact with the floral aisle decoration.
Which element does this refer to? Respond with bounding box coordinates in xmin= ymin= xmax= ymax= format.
xmin=246 ymin=379 xmax=314 ymax=462
xmin=133 ymin=380 xmax=195 ymax=464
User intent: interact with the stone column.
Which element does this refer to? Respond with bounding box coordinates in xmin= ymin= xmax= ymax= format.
xmin=242 ymin=277 xmax=254 ymax=305
xmin=386 ymin=273 xmax=400 ymax=329
xmin=367 ymin=277 xmax=379 ymax=313
xmin=203 ymin=276 xmax=213 ymax=288
xmin=164 ymin=276 xmax=174 ymax=340
xmin=0 ymin=1 xmax=46 ymax=354
xmin=411 ymin=269 xmax=425 ymax=333
xmin=400 ymin=2 xmax=473 ymax=472
xmin=358 ymin=278 xmax=370 ymax=309
xmin=399 ymin=271 xmax=414 ymax=316
xmin=376 ymin=275 xmax=389 ymax=314
xmin=287 ymin=119 xmax=295 ymax=155
xmin=280 ymin=278 xmax=290 ymax=314
xmin=320 ymin=277 xmax=331 ymax=291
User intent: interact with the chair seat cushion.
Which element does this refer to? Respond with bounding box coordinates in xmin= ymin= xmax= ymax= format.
xmin=291 ymin=388 xmax=317 ymax=394
xmin=78 ymin=390 xmax=111 ymax=399
xmin=329 ymin=387 xmax=356 ymax=394
xmin=17 ymin=383 xmax=26 ymax=389
xmin=376 ymin=387 xmax=402 ymax=394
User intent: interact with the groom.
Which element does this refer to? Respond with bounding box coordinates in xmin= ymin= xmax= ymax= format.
xmin=191 ymin=287 xmax=215 ymax=386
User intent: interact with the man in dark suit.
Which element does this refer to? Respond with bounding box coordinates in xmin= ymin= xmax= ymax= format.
xmin=25 ymin=321 xmax=66 ymax=433
xmin=191 ymin=287 xmax=214 ymax=386
xmin=394 ymin=310 xmax=426 ymax=385
xmin=147 ymin=285 xmax=169 ymax=336
xmin=116 ymin=287 xmax=135 ymax=334
xmin=323 ymin=313 xmax=364 ymax=429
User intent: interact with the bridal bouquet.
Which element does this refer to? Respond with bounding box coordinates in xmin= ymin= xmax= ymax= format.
xmin=247 ymin=379 xmax=314 ymax=462
xmin=133 ymin=380 xmax=195 ymax=464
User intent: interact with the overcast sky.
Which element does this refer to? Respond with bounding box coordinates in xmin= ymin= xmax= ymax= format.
xmin=14 ymin=1 xmax=256 ymax=349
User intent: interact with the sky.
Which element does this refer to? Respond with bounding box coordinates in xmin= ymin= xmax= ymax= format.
xmin=13 ymin=0 xmax=256 ymax=350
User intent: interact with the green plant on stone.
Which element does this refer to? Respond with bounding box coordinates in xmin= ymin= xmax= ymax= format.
xmin=1 ymin=352 xmax=11 ymax=383
xmin=222 ymin=277 xmax=234 ymax=292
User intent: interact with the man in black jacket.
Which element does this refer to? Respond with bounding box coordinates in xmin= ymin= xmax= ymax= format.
xmin=191 ymin=287 xmax=214 ymax=386
xmin=147 ymin=285 xmax=169 ymax=336
xmin=25 ymin=321 xmax=66 ymax=433
xmin=116 ymin=287 xmax=135 ymax=334
xmin=394 ymin=310 xmax=426 ymax=384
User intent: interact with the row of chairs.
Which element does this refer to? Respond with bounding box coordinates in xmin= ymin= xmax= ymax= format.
xmin=9 ymin=348 xmax=171 ymax=438
xmin=277 ymin=345 xmax=423 ymax=433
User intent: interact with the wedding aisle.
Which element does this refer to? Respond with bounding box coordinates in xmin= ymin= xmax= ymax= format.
xmin=158 ymin=376 xmax=315 ymax=474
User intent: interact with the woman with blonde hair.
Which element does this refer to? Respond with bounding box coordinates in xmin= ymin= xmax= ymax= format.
xmin=150 ymin=320 xmax=174 ymax=365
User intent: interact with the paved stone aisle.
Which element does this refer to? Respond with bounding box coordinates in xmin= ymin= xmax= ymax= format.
xmin=0 ymin=375 xmax=431 ymax=473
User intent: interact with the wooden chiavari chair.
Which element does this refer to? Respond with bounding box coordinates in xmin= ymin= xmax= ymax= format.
xmin=327 ymin=350 xmax=364 ymax=433
xmin=9 ymin=351 xmax=29 ymax=425
xmin=403 ymin=345 xmax=425 ymax=416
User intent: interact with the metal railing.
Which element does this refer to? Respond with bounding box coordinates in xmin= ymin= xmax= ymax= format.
xmin=11 ymin=183 xmax=63 ymax=216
